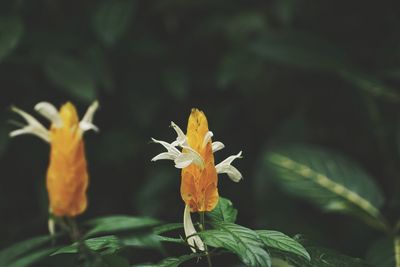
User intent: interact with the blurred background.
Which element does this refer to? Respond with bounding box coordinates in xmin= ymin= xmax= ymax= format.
xmin=1 ymin=0 xmax=400 ymax=265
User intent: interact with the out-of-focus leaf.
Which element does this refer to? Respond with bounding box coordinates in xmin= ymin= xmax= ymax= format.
xmin=264 ymin=145 xmax=387 ymax=230
xmin=366 ymin=237 xmax=399 ymax=267
xmin=207 ymin=197 xmax=238 ymax=223
xmin=8 ymin=247 xmax=57 ymax=267
xmin=256 ymin=230 xmax=310 ymax=261
xmin=51 ymin=236 xmax=122 ymax=256
xmin=0 ymin=16 xmax=23 ymax=62
xmin=132 ymin=253 xmax=203 ymax=267
xmin=153 ymin=223 xmax=183 ymax=235
xmin=252 ymin=31 xmax=349 ymax=71
xmin=280 ymin=246 xmax=372 ymax=267
xmin=200 ymin=222 xmax=271 ymax=267
xmin=44 ymin=54 xmax=97 ymax=103
xmin=101 ymin=254 xmax=130 ymax=267
xmin=0 ymin=235 xmax=53 ymax=265
xmin=83 ymin=47 xmax=115 ymax=93
xmin=339 ymin=70 xmax=400 ymax=103
xmin=92 ymin=0 xmax=135 ymax=46
xmin=85 ymin=215 xmax=160 ymax=237
xmin=162 ymin=68 xmax=188 ymax=100
xmin=121 ymin=233 xmax=162 ymax=250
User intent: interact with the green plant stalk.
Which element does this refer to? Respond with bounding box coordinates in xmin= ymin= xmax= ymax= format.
xmin=395 ymin=236 xmax=400 ymax=267
xmin=200 ymin=212 xmax=213 ymax=267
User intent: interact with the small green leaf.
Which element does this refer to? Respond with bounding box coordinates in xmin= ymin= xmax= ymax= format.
xmin=0 ymin=235 xmax=53 ymax=265
xmin=200 ymin=222 xmax=271 ymax=267
xmin=264 ymin=145 xmax=386 ymax=230
xmin=52 ymin=235 xmax=122 ymax=256
xmin=132 ymin=253 xmax=202 ymax=267
xmin=44 ymin=54 xmax=97 ymax=103
xmin=85 ymin=215 xmax=160 ymax=237
xmin=207 ymin=197 xmax=238 ymax=223
xmin=92 ymin=0 xmax=135 ymax=46
xmin=256 ymin=230 xmax=310 ymax=261
xmin=0 ymin=16 xmax=23 ymax=62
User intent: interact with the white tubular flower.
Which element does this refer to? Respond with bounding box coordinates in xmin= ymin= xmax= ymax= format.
xmin=211 ymin=141 xmax=224 ymax=153
xmin=215 ymin=151 xmax=243 ymax=182
xmin=10 ymin=101 xmax=99 ymax=142
xmin=183 ymin=205 xmax=205 ymax=252
xmin=171 ymin=121 xmax=187 ymax=147
xmin=10 ymin=106 xmax=50 ymax=142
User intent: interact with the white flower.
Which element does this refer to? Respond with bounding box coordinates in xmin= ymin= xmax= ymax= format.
xmin=183 ymin=204 xmax=205 ymax=252
xmin=10 ymin=101 xmax=99 ymax=143
xmin=151 ymin=120 xmax=242 ymax=182
xmin=215 ymin=151 xmax=243 ymax=182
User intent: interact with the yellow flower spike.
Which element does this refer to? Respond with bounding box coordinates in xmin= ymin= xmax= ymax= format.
xmin=152 ymin=108 xmax=243 ymax=252
xmin=10 ymin=101 xmax=99 ymax=218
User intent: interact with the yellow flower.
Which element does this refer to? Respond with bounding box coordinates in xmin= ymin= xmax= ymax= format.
xmin=10 ymin=101 xmax=99 ymax=217
xmin=152 ymin=108 xmax=242 ymax=251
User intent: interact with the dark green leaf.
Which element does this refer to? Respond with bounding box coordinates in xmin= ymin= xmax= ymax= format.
xmin=0 ymin=235 xmax=53 ymax=265
xmin=366 ymin=237 xmax=399 ymax=267
xmin=85 ymin=215 xmax=160 ymax=237
xmin=153 ymin=223 xmax=183 ymax=235
xmin=282 ymin=246 xmax=373 ymax=267
xmin=256 ymin=230 xmax=310 ymax=261
xmin=200 ymin=222 xmax=271 ymax=267
xmin=0 ymin=16 xmax=23 ymax=62
xmin=92 ymin=0 xmax=135 ymax=46
xmin=264 ymin=145 xmax=386 ymax=230
xmin=8 ymin=247 xmax=57 ymax=267
xmin=132 ymin=253 xmax=202 ymax=267
xmin=51 ymin=235 xmax=122 ymax=256
xmin=44 ymin=54 xmax=97 ymax=103
xmin=207 ymin=197 xmax=238 ymax=223
xmin=101 ymin=254 xmax=130 ymax=267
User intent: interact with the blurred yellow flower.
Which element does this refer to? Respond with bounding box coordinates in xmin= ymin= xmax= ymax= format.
xmin=152 ymin=108 xmax=242 ymax=251
xmin=10 ymin=101 xmax=99 ymax=217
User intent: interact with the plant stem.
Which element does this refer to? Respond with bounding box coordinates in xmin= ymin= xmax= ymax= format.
xmin=200 ymin=212 xmax=213 ymax=267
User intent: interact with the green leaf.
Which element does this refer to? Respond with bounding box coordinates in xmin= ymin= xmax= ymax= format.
xmin=85 ymin=215 xmax=160 ymax=237
xmin=207 ymin=197 xmax=238 ymax=223
xmin=92 ymin=0 xmax=135 ymax=46
xmin=283 ymin=246 xmax=373 ymax=267
xmin=132 ymin=253 xmax=202 ymax=267
xmin=8 ymin=247 xmax=57 ymax=267
xmin=366 ymin=237 xmax=399 ymax=267
xmin=153 ymin=223 xmax=183 ymax=235
xmin=0 ymin=16 xmax=23 ymax=62
xmin=0 ymin=235 xmax=53 ymax=266
xmin=52 ymin=235 xmax=122 ymax=256
xmin=264 ymin=145 xmax=386 ymax=230
xmin=256 ymin=230 xmax=310 ymax=261
xmin=200 ymin=222 xmax=271 ymax=267
xmin=101 ymin=254 xmax=130 ymax=267
xmin=44 ymin=54 xmax=97 ymax=103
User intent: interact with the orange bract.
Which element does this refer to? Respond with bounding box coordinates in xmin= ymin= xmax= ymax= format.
xmin=181 ymin=109 xmax=219 ymax=212
xmin=47 ymin=102 xmax=89 ymax=217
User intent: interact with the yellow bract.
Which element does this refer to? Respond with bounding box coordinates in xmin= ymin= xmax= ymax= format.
xmin=181 ymin=109 xmax=219 ymax=212
xmin=47 ymin=102 xmax=89 ymax=217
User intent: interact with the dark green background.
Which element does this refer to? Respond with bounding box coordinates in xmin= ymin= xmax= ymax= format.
xmin=0 ymin=0 xmax=400 ymax=264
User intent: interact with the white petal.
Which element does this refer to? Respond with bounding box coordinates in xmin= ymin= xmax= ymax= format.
xmin=171 ymin=121 xmax=187 ymax=146
xmin=151 ymin=138 xmax=180 ymax=156
xmin=34 ymin=102 xmax=62 ymax=127
xmin=216 ymin=164 xmax=243 ymax=182
xmin=174 ymin=153 xmax=194 ymax=169
xmin=183 ymin=205 xmax=204 ymax=252
xmin=181 ymin=145 xmax=204 ymax=168
xmin=10 ymin=106 xmax=50 ymax=142
xmin=202 ymin=131 xmax=213 ymax=148
xmin=151 ymin=152 xmax=177 ymax=161
xmin=79 ymin=100 xmax=99 ymax=132
xmin=218 ymin=151 xmax=242 ymax=165
xmin=48 ymin=217 xmax=56 ymax=236
xmin=212 ymin=141 xmax=225 ymax=153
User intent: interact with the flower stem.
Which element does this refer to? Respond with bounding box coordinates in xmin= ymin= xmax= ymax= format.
xmin=200 ymin=212 xmax=213 ymax=267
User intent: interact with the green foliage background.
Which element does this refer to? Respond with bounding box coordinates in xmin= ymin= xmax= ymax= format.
xmin=0 ymin=0 xmax=400 ymax=265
